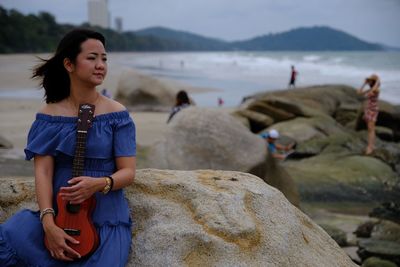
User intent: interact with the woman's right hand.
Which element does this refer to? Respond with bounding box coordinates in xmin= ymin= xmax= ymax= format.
xmin=43 ymin=218 xmax=81 ymax=261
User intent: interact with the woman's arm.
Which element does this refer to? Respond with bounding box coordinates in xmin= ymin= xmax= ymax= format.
xmin=34 ymin=155 xmax=54 ymax=216
xmin=111 ymin=156 xmax=136 ymax=190
xmin=60 ymin=157 xmax=136 ymax=203
xmin=357 ymin=81 xmax=368 ymax=95
xmin=34 ymin=155 xmax=81 ymax=261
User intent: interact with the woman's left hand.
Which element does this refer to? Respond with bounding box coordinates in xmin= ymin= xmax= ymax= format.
xmin=59 ymin=176 xmax=102 ymax=204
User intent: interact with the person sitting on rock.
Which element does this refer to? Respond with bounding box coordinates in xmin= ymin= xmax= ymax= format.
xmin=260 ymin=129 xmax=295 ymax=160
xmin=167 ymin=90 xmax=191 ymax=123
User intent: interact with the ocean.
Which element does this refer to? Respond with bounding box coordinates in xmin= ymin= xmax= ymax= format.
xmin=1 ymin=51 xmax=399 ymax=107
xmin=115 ymin=51 xmax=400 ymax=107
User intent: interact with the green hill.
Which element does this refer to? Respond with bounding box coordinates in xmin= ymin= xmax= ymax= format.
xmin=135 ymin=27 xmax=229 ymax=50
xmin=231 ymin=26 xmax=383 ymax=51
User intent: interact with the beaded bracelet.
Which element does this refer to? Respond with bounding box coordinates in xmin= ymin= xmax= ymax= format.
xmin=40 ymin=208 xmax=55 ymax=222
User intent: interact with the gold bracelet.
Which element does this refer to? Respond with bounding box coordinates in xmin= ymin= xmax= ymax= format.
xmin=102 ymin=177 xmax=112 ymax=194
xmin=40 ymin=208 xmax=55 ymax=222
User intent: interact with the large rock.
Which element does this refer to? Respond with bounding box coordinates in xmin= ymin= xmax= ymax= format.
xmin=269 ymin=116 xmax=346 ymax=144
xmin=234 ymin=85 xmax=400 ymax=203
xmin=1 ymin=170 xmax=357 ymax=267
xmin=249 ymin=153 xmax=301 ymax=207
xmin=0 ymin=135 xmax=13 ymax=149
xmin=148 ymin=107 xmax=266 ymax=172
xmin=243 ymin=85 xmax=360 ymax=118
xmin=285 ymin=153 xmax=399 ymax=202
xmin=115 ymin=70 xmax=177 ymax=111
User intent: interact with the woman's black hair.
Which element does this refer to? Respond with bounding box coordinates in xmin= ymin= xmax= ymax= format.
xmin=32 ymin=29 xmax=106 ymax=103
xmin=176 ymin=90 xmax=190 ymax=106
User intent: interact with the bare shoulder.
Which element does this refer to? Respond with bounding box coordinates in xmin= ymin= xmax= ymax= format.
xmin=38 ymin=102 xmax=66 ymax=116
xmin=98 ymin=95 xmax=126 ymax=114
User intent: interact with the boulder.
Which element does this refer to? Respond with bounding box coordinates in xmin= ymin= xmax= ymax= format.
xmin=267 ymin=116 xmax=346 ymax=144
xmin=148 ymin=107 xmax=266 ymax=172
xmin=247 ymin=101 xmax=296 ymax=122
xmin=0 ymin=170 xmax=357 ymax=267
xmin=361 ymin=257 xmax=398 ymax=267
xmin=115 ymin=70 xmax=177 ymax=111
xmin=370 ymin=220 xmax=400 ymax=243
xmin=370 ymin=202 xmax=400 ymax=225
xmin=319 ymin=224 xmax=348 ymax=246
xmin=0 ymin=135 xmax=13 ymax=149
xmin=285 ymin=153 xmax=399 ymax=202
xmin=233 ymin=109 xmax=274 ymax=133
xmin=354 ymin=221 xmax=377 ymax=238
xmin=247 ymin=85 xmax=360 ymax=117
xmin=357 ymin=239 xmax=400 ymax=266
xmin=335 ymin=103 xmax=361 ymax=127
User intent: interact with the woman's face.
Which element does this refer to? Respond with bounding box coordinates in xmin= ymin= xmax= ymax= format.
xmin=68 ymin=38 xmax=107 ymax=87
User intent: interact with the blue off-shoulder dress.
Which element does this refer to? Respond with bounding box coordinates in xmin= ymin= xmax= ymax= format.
xmin=0 ymin=110 xmax=136 ymax=267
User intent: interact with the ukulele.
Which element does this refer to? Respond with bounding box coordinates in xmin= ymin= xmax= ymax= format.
xmin=44 ymin=103 xmax=99 ymax=259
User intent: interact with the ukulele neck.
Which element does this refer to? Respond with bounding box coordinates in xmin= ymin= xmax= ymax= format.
xmin=71 ymin=103 xmax=95 ymax=178
xmin=72 ymin=130 xmax=87 ymax=177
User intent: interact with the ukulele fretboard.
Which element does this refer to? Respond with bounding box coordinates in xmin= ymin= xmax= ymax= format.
xmin=72 ymin=131 xmax=87 ymax=177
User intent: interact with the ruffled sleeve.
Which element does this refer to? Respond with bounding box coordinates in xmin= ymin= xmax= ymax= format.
xmin=24 ymin=114 xmax=76 ymax=160
xmin=113 ymin=114 xmax=136 ymax=157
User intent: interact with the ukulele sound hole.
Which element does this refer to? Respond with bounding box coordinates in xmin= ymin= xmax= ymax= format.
xmin=64 ymin=228 xmax=81 ymax=236
xmin=66 ymin=203 xmax=81 ymax=214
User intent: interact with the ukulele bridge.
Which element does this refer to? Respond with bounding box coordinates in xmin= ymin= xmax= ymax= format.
xmin=64 ymin=228 xmax=81 ymax=236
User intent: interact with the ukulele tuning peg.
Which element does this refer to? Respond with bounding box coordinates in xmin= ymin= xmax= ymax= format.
xmin=79 ymin=110 xmax=83 ymax=113
xmin=78 ymin=119 xmax=81 ymax=122
xmin=87 ymin=120 xmax=91 ymax=123
xmin=89 ymin=111 xmax=93 ymax=114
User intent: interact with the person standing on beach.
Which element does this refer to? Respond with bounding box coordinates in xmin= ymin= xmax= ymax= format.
xmin=288 ymin=65 xmax=298 ymax=89
xmin=358 ymin=74 xmax=381 ymax=155
xmin=167 ymin=90 xmax=191 ymax=123
xmin=101 ymin=88 xmax=112 ymax=98
xmin=218 ymin=97 xmax=224 ymax=107
xmin=0 ymin=29 xmax=136 ymax=266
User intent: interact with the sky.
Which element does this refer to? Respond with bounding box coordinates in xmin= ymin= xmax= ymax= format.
xmin=1 ymin=0 xmax=400 ymax=47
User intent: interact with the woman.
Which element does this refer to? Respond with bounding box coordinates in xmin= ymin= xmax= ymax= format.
xmin=166 ymin=90 xmax=191 ymax=123
xmin=0 ymin=29 xmax=136 ymax=266
xmin=358 ymin=74 xmax=380 ymax=155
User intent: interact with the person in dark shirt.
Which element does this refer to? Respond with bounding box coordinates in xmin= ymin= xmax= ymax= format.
xmin=288 ymin=65 xmax=298 ymax=89
xmin=167 ymin=90 xmax=191 ymax=123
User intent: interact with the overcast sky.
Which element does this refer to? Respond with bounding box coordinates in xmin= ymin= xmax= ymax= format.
xmin=1 ymin=0 xmax=399 ymax=47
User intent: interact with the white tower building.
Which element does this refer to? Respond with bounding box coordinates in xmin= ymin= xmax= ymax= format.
xmin=88 ymin=0 xmax=110 ymax=28
xmin=115 ymin=17 xmax=123 ymax=32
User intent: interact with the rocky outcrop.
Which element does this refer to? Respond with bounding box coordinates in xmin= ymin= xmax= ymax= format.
xmin=353 ymin=203 xmax=400 ymax=266
xmin=236 ymin=85 xmax=400 ymax=203
xmin=1 ymin=170 xmax=357 ymax=267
